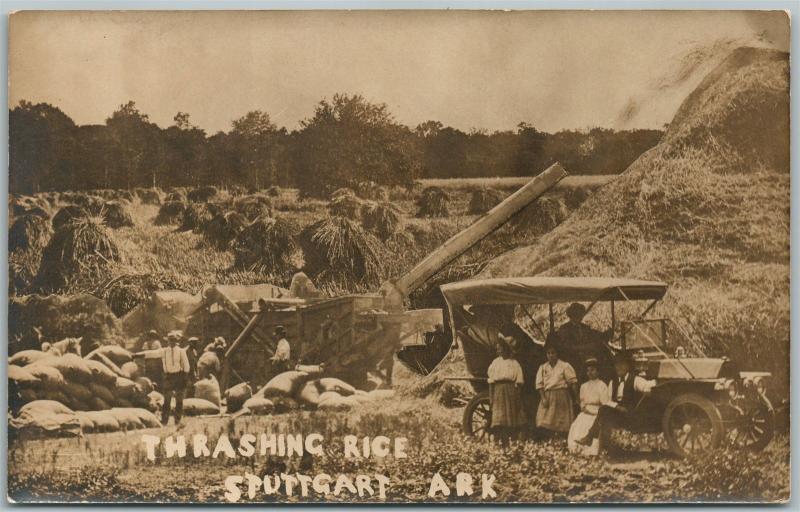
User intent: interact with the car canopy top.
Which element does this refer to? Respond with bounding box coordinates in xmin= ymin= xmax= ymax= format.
xmin=440 ymin=276 xmax=668 ymax=306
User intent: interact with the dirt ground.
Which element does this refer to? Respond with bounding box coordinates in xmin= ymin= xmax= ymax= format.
xmin=7 ymin=397 xmax=790 ymax=504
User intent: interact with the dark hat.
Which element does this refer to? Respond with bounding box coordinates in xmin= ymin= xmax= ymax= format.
xmin=566 ymin=302 xmax=587 ymax=319
xmin=273 ymin=325 xmax=286 ymax=336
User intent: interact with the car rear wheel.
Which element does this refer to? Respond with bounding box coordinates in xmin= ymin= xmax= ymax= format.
xmin=462 ymin=391 xmax=491 ymax=439
xmin=727 ymin=402 xmax=774 ymax=452
xmin=662 ymin=393 xmax=724 ymax=458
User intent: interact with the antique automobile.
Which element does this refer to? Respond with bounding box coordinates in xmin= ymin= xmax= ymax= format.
xmin=441 ymin=276 xmax=775 ymax=457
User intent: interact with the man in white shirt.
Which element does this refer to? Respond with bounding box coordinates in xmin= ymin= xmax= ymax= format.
xmin=270 ymin=325 xmax=292 ymax=376
xmin=161 ymin=330 xmax=190 ymax=425
xmin=585 ymin=352 xmax=656 ymax=453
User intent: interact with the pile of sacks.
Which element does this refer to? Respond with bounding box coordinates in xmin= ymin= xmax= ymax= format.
xmin=8 ymin=344 xmax=161 ymax=436
xmin=226 ymin=370 xmax=395 ymax=416
xmin=144 ymin=374 xmax=223 ymax=418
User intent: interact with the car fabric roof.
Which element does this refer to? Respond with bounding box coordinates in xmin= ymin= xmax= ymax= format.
xmin=440 ymin=276 xmax=667 ymax=306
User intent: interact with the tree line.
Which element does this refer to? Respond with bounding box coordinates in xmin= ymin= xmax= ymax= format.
xmin=9 ymin=95 xmax=662 ymax=198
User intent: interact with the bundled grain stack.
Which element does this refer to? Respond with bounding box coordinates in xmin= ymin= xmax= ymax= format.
xmin=468 ymin=187 xmax=505 ymax=214
xmin=34 ymin=216 xmax=121 ymax=293
xmin=135 ymin=188 xmax=162 ymax=205
xmin=361 ymin=201 xmax=403 ymax=241
xmin=52 ymin=205 xmax=90 ymax=231
xmin=187 ymin=185 xmax=219 ymax=203
xmin=67 ymin=193 xmax=105 ymax=215
xmin=100 ymin=274 xmax=159 ymax=317
xmin=114 ymin=190 xmax=136 ymax=203
xmin=509 ymin=196 xmax=569 ymax=236
xmin=329 ymin=187 xmax=356 ymax=201
xmin=299 ymin=217 xmax=385 ymax=286
xmin=355 ymin=180 xmax=389 ymax=201
xmin=233 ymin=194 xmax=272 ymax=221
xmin=204 ymin=211 xmax=249 ymax=250
xmin=164 ymin=191 xmax=186 ymax=203
xmin=9 ymin=294 xmax=122 ymax=356
xmin=100 ymin=201 xmax=135 ymax=229
xmin=483 ymin=47 xmax=791 ymax=393
xmin=178 ymin=203 xmax=216 ymax=233
xmin=416 ymin=186 xmax=450 ymax=218
xmin=10 ymin=214 xmax=52 ymax=253
xmin=328 ymin=194 xmax=364 ymax=219
xmin=154 ymin=201 xmax=186 ymax=225
xmin=266 ymin=185 xmax=281 ymax=197
xmin=232 ymin=216 xmax=298 ymax=274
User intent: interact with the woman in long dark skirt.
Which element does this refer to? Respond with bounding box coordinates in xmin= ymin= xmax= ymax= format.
xmin=487 ymin=335 xmax=526 ymax=444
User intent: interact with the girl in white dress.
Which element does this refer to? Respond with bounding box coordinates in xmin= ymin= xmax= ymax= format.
xmin=568 ymin=358 xmax=608 ymax=455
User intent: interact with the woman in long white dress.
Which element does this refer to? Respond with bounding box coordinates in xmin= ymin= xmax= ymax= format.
xmin=568 ymin=358 xmax=608 ymax=455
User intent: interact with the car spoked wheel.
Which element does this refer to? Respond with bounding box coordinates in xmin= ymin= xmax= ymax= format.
xmin=727 ymin=403 xmax=774 ymax=451
xmin=662 ymin=394 xmax=724 ymax=457
xmin=462 ymin=392 xmax=492 ymax=440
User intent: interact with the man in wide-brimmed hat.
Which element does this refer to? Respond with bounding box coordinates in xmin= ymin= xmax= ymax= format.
xmin=270 ymin=325 xmax=292 ymax=376
xmin=550 ymin=302 xmax=614 ymax=381
xmin=161 ymin=330 xmax=190 ymax=425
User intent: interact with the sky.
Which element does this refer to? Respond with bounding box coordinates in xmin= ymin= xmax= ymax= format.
xmin=8 ymin=10 xmax=790 ymax=134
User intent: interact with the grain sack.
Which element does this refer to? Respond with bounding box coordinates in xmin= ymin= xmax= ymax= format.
xmin=26 ymin=365 xmax=66 ymax=389
xmin=318 ymin=377 xmax=356 ymax=396
xmin=181 ymin=398 xmax=220 ymax=416
xmin=84 ymin=359 xmax=118 ymax=386
xmin=114 ymin=397 xmax=133 ymax=408
xmin=87 ymin=382 xmax=116 ymax=406
xmin=88 ymin=345 xmax=133 ymax=367
xmin=9 ymin=350 xmax=49 ymax=367
xmin=89 ymin=396 xmax=111 ymax=411
xmin=84 ymin=411 xmax=121 ymax=432
xmin=193 ymin=375 xmax=221 ymax=407
xmin=86 ymin=352 xmax=125 ymax=377
xmin=242 ymin=397 xmax=274 ymax=415
xmin=128 ymin=408 xmax=162 ymax=429
xmin=318 ymin=391 xmax=343 ymax=403
xmin=297 ymin=380 xmax=323 ymax=407
xmin=10 ymin=400 xmax=82 ymax=437
xmin=30 ymin=354 xmax=93 ymax=384
xmin=318 ymin=396 xmax=359 ymax=411
xmin=9 ymin=365 xmax=40 ymax=388
xmin=295 ymin=364 xmax=324 ymax=375
xmin=147 ymin=391 xmax=164 ymax=412
xmin=64 ymin=381 xmax=93 ymax=403
xmin=196 ymin=351 xmax=221 ymax=379
xmin=224 ymin=382 xmax=252 ymax=413
xmin=16 ymin=389 xmax=39 ymax=405
xmin=367 ymin=389 xmax=395 ymax=400
xmin=69 ymin=398 xmax=91 ymax=411
xmin=134 ymin=377 xmax=154 ymax=395
xmin=75 ymin=411 xmax=96 ymax=433
xmin=109 ymin=408 xmax=145 ymax=430
xmin=113 ymin=377 xmax=138 ymax=400
xmin=257 ymin=371 xmax=309 ymax=399
xmin=121 ymin=361 xmax=140 ymax=380
xmin=272 ymin=396 xmax=299 ymax=414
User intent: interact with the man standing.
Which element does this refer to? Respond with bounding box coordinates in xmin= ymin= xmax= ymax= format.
xmin=141 ymin=330 xmax=162 ymax=351
xmin=161 ymin=330 xmax=190 ymax=425
xmin=551 ymin=302 xmax=614 ymax=381
xmin=270 ymin=325 xmax=292 ymax=375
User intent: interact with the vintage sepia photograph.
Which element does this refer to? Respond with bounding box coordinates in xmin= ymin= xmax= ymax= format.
xmin=6 ymin=9 xmax=791 ymax=503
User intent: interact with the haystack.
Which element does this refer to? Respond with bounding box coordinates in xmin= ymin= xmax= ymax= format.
xmin=355 ymin=181 xmax=389 ymax=201
xmin=232 ymin=216 xmax=298 ymax=275
xmin=299 ymin=217 xmax=384 ymax=286
xmin=468 ymin=187 xmax=505 ymax=214
xmin=34 ymin=216 xmax=121 ymax=293
xmin=509 ymin=196 xmax=569 ymax=236
xmin=164 ymin=191 xmax=186 ymax=203
xmin=328 ymin=194 xmax=364 ymax=218
xmin=233 ymin=195 xmax=272 ymax=221
xmin=10 ymin=214 xmax=52 ymax=253
xmin=154 ymin=201 xmax=186 ymax=225
xmin=9 ymin=293 xmax=123 ymax=355
xmin=266 ymin=185 xmax=281 ymax=197
xmin=178 ymin=203 xmax=216 ymax=233
xmin=52 ymin=206 xmax=90 ymax=231
xmin=361 ymin=201 xmax=403 ymax=241
xmin=204 ymin=211 xmax=249 ymax=251
xmin=187 ymin=185 xmax=218 ymax=203
xmin=135 ymin=188 xmax=162 ymax=205
xmin=66 ymin=193 xmax=105 ymax=215
xmin=101 ymin=274 xmax=160 ymax=317
xmin=329 ymin=187 xmax=356 ymax=201
xmin=416 ymin=187 xmax=450 ymax=218
xmin=101 ymin=201 xmax=135 ymax=229
xmin=114 ymin=190 xmax=136 ymax=203
xmin=482 ymin=47 xmax=790 ymax=392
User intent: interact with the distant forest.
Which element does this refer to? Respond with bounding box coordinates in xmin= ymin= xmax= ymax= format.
xmin=9 ymin=94 xmax=662 ymax=198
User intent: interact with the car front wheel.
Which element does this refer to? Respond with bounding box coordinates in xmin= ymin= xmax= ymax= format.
xmin=662 ymin=393 xmax=724 ymax=457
